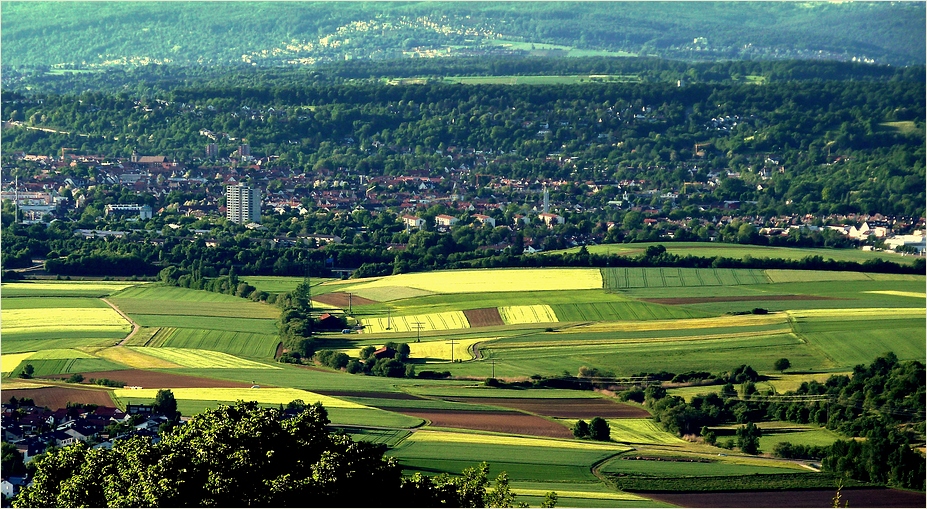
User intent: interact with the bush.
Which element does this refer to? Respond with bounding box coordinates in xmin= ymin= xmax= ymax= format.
xmin=66 ymin=373 xmax=85 ymax=383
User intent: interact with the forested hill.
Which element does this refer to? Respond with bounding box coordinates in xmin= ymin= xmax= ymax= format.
xmin=1 ymin=1 xmax=924 ymax=69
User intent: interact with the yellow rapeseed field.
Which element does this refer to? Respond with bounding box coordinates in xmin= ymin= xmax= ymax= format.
xmin=499 ymin=305 xmax=558 ymax=324
xmin=361 ymin=311 xmax=469 ymax=333
xmin=408 ymin=337 xmax=492 ymax=361
xmin=863 ymin=290 xmax=927 ymax=299
xmin=127 ymin=347 xmax=280 ymax=369
xmin=409 ymin=430 xmax=631 ymax=452
xmin=344 ymin=268 xmax=602 ymax=294
xmin=113 ymin=387 xmax=367 ymax=408
xmin=2 ymin=308 xmax=131 ymax=330
xmin=1 ymin=352 xmax=34 ymax=374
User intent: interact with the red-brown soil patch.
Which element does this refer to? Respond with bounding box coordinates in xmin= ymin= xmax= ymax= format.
xmin=445 ymin=397 xmax=650 ymax=418
xmin=314 ymin=390 xmax=426 ymax=400
xmin=312 ymin=292 xmax=377 ymax=307
xmin=641 ymin=488 xmax=925 ymax=508
xmin=45 ymin=370 xmax=253 ymax=388
xmin=390 ymin=408 xmax=572 ymax=438
xmin=643 ymin=295 xmax=838 ymax=305
xmin=5 ymin=387 xmax=116 ymax=410
xmin=464 ymin=308 xmax=505 ymax=327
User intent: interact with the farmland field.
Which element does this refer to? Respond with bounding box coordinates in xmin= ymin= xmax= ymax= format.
xmin=601 ymin=267 xmax=769 ymax=289
xmin=0 ymin=281 xmax=143 ymax=297
xmin=127 ymin=314 xmax=278 ymax=334
xmin=3 ymin=262 xmax=925 ymax=504
xmin=149 ymin=328 xmax=280 ymax=358
xmin=126 ymin=348 xmax=280 ymax=369
xmin=339 ymin=268 xmax=603 ymax=295
xmin=499 ymin=305 xmax=558 ymax=324
xmin=360 ymin=310 xmax=469 ymax=333
xmin=112 ymin=387 xmax=367 ymax=408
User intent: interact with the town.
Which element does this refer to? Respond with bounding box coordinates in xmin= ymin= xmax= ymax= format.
xmin=2 ymin=146 xmax=924 ymax=275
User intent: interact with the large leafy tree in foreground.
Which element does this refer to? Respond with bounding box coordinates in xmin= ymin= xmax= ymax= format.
xmin=15 ymin=402 xmax=527 ymax=507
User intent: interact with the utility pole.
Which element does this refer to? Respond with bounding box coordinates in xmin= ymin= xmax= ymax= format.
xmin=348 ymin=293 xmax=353 ymax=315
xmin=386 ymin=308 xmax=391 ymax=330
xmin=412 ymin=322 xmax=424 ymax=342
xmin=491 ymin=358 xmax=495 ymax=378
xmin=447 ymin=339 xmax=458 ymax=362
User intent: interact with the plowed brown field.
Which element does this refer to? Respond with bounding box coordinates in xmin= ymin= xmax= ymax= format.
xmin=641 ymin=488 xmax=925 ymax=508
xmin=46 ymin=370 xmax=253 ymax=389
xmin=390 ymin=408 xmax=573 ymax=438
xmin=313 ymin=292 xmax=377 ymax=307
xmin=5 ymin=386 xmax=115 ymax=410
xmin=444 ymin=397 xmax=650 ymax=418
xmin=464 ymin=308 xmax=505 ymax=327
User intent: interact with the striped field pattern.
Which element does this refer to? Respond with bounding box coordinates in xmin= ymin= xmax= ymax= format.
xmin=499 ymin=305 xmax=558 ymax=324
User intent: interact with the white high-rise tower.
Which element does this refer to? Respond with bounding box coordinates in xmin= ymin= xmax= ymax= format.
xmin=226 ymin=184 xmax=261 ymax=224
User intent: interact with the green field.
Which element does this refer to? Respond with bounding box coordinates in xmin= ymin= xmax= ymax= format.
xmin=601 ymin=267 xmax=770 ymax=289
xmin=127 ymin=348 xmax=279 ymax=369
xmin=147 ymin=327 xmax=280 ymax=358
xmin=128 ymin=314 xmax=278 ymax=334
xmin=0 ymin=281 xmax=144 ymax=297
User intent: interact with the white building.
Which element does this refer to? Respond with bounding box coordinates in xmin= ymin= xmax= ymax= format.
xmin=226 ymin=184 xmax=261 ymax=224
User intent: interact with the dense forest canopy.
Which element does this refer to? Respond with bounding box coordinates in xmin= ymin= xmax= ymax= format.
xmin=1 ymin=1 xmax=924 ymax=69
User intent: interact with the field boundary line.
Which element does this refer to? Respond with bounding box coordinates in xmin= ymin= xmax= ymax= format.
xmin=101 ymin=298 xmax=139 ymax=347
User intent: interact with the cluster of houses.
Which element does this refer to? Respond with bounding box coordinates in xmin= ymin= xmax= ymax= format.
xmin=1 ymin=401 xmax=175 ymax=500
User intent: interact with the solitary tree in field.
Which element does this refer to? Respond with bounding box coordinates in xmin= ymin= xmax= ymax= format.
xmin=589 ymin=417 xmax=611 ymax=441
xmin=774 ymin=358 xmax=791 ymax=373
xmin=572 ymin=419 xmax=589 ymax=438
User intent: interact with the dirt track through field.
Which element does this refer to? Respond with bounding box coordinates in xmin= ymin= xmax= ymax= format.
xmin=101 ymin=298 xmax=139 ymax=346
xmin=642 ymin=295 xmax=839 ymax=305
xmin=464 ymin=308 xmax=505 ymax=327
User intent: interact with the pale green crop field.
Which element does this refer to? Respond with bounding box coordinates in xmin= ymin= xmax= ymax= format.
xmin=127 ymin=347 xmax=280 ymax=369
